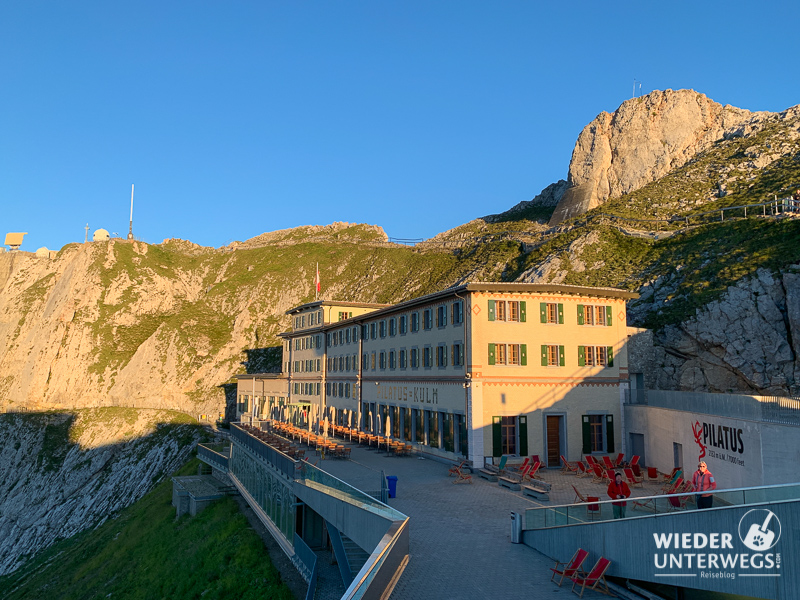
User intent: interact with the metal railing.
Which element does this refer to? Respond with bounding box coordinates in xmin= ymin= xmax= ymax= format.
xmin=298 ymin=462 xmax=405 ymax=521
xmin=524 ymin=481 xmax=800 ymax=530
xmin=293 ymin=534 xmax=318 ymax=600
xmin=342 ymin=518 xmax=410 ymax=600
xmin=196 ymin=444 xmax=229 ymax=471
xmin=230 ymin=423 xmax=298 ymax=480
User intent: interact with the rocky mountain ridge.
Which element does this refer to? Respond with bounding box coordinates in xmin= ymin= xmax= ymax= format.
xmin=0 ymin=408 xmax=205 ymax=575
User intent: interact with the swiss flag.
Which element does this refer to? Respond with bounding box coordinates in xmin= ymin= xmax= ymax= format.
xmin=315 ymin=263 xmax=321 ymax=293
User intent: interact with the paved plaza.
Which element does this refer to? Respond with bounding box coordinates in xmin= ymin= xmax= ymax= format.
xmin=314 ymin=444 xmax=670 ymax=599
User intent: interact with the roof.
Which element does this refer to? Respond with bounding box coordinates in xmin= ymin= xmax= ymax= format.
xmin=235 ymin=373 xmax=287 ymax=380
xmin=280 ymin=282 xmax=638 ymax=335
xmin=285 ymin=299 xmax=390 ymax=316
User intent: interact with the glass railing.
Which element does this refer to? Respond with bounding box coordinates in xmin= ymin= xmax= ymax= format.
xmin=342 ymin=518 xmax=410 ymax=600
xmin=524 ymin=482 xmax=800 ymax=530
xmin=231 ymin=423 xmax=298 ymax=479
xmin=197 ymin=444 xmax=229 ymax=469
xmin=298 ymin=461 xmax=406 ymax=522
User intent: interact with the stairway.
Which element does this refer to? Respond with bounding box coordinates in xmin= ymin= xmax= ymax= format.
xmin=339 ymin=533 xmax=370 ymax=577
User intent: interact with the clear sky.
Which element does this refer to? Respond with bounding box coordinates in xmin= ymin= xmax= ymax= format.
xmin=2 ymin=1 xmax=798 ymax=252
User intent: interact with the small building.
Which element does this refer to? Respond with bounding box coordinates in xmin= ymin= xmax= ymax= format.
xmin=93 ymin=229 xmax=110 ymax=242
xmin=237 ymin=283 xmax=638 ymax=468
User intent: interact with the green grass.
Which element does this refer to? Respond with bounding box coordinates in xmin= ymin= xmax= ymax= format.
xmin=0 ymin=459 xmax=294 ymax=600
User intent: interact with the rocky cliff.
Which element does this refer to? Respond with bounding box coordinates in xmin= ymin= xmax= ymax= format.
xmin=0 ymin=225 xmax=508 ymax=416
xmin=549 ymin=89 xmax=774 ymax=224
xmin=0 ymin=408 xmax=205 ymax=575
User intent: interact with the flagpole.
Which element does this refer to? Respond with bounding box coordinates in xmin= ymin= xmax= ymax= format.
xmin=315 ymin=263 xmax=319 ymax=301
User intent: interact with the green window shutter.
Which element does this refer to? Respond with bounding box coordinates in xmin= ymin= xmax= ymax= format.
xmin=607 ymin=346 xmax=614 ymax=367
xmin=492 ymin=417 xmax=502 ymax=457
xmin=606 ymin=306 xmax=613 ymax=326
xmin=577 ymin=304 xmax=584 ymax=325
xmin=606 ymin=414 xmax=615 ymax=453
xmin=582 ymin=416 xmax=591 ymax=455
xmin=558 ymin=303 xmax=564 ymax=324
xmin=540 ymin=345 xmax=548 ymax=366
xmin=488 ymin=300 xmax=496 ymax=321
xmin=578 ymin=346 xmax=586 ymax=367
xmin=519 ymin=301 xmax=526 ymax=322
xmin=488 ymin=343 xmax=496 ymax=365
xmin=559 ymin=345 xmax=565 ymax=367
xmin=520 ymin=344 xmax=527 ymax=366
xmin=518 ymin=416 xmax=528 ymax=457
xmin=540 ymin=302 xmax=547 ymax=323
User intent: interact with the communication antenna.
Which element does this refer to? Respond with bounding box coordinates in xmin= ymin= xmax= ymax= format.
xmin=85 ymin=223 xmax=89 ymax=243
xmin=127 ymin=184 xmax=134 ymax=241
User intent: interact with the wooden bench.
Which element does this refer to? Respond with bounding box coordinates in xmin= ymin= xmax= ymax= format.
xmin=522 ymin=479 xmax=551 ymax=500
xmin=498 ymin=476 xmax=521 ymax=491
xmin=479 ymin=469 xmax=499 ymax=482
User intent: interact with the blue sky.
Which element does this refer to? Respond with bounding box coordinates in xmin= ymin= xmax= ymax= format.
xmin=2 ymin=1 xmax=798 ymax=252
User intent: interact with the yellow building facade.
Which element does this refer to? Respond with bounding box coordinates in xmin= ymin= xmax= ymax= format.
xmin=237 ymin=283 xmax=637 ymax=468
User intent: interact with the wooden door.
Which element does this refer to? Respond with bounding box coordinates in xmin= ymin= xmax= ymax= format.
xmin=546 ymin=415 xmax=561 ymax=467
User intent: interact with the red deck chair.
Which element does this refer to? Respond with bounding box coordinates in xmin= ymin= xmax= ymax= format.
xmin=623 ymin=467 xmax=643 ymax=488
xmin=629 ymin=455 xmax=641 ymax=478
xmin=571 ymin=557 xmax=613 ymax=597
xmin=667 ymin=481 xmax=694 ymax=510
xmin=646 ymin=466 xmax=659 ymax=482
xmin=522 ymin=461 xmax=541 ymax=482
xmin=584 ymin=455 xmax=599 ymax=468
xmin=613 ymin=453 xmax=625 ymax=467
xmin=561 ymin=455 xmax=579 ymax=474
xmin=550 ymin=548 xmax=589 ymax=587
xmin=575 ymin=462 xmax=591 ymax=478
xmin=601 ymin=455 xmax=616 ymax=471
xmin=591 ymin=464 xmax=609 ymax=484
xmin=448 ymin=460 xmax=468 ymax=477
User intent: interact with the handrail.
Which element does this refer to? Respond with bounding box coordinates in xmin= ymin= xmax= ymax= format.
xmin=196 ymin=444 xmax=229 ymax=469
xmin=341 ymin=517 xmax=410 ymax=600
xmin=231 ymin=423 xmax=298 ymax=479
xmin=525 ymin=481 xmax=800 ymax=530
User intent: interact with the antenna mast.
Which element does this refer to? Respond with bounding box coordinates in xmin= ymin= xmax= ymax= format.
xmin=85 ymin=223 xmax=89 ymax=243
xmin=127 ymin=184 xmax=134 ymax=241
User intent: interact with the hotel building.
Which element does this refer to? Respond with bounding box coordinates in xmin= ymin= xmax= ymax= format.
xmin=236 ymin=283 xmax=637 ymax=468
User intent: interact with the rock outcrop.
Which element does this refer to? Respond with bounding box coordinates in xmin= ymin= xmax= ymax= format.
xmin=550 ymin=89 xmax=772 ymax=224
xmin=633 ymin=268 xmax=800 ymax=396
xmin=0 ymin=409 xmax=205 ymax=575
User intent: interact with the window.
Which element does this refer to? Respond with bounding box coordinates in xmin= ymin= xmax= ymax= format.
xmin=345 ymin=355 xmax=351 ymax=371
xmin=509 ymin=302 xmax=519 ymax=322
xmin=578 ymin=346 xmax=614 ymax=367
xmin=540 ymin=302 xmax=564 ymax=324
xmin=452 ymin=301 xmax=463 ymax=325
xmin=487 ymin=300 xmax=525 ymax=322
xmin=399 ymin=349 xmax=407 ymax=369
xmin=389 ymin=318 xmax=396 ymax=336
xmin=436 ymin=344 xmax=448 ymax=367
xmin=399 ymin=315 xmax=407 ymax=334
xmin=423 ymin=308 xmax=433 ymax=330
xmin=332 ymin=333 xmax=338 ymax=347
xmin=363 ymin=353 xmax=369 ymax=369
xmin=451 ymin=343 xmax=464 ymax=367
xmin=338 ymin=311 xmax=352 ymax=321
xmin=427 ymin=410 xmax=439 ymax=448
xmin=346 ymin=328 xmax=351 ymax=344
xmin=379 ymin=351 xmax=386 ymax=370
xmin=389 ymin=350 xmax=396 ymax=369
xmin=501 ymin=416 xmax=516 ymax=455
xmin=338 ymin=355 xmax=344 ymax=371
xmin=353 ymin=326 xmax=359 ymax=342
xmin=411 ymin=312 xmax=419 ymax=332
xmin=339 ymin=330 xmax=344 ymax=345
xmin=588 ymin=415 xmax=604 ymax=452
xmin=371 ymin=352 xmax=376 ymax=370
xmin=362 ymin=324 xmax=369 ymax=339
xmin=541 ymin=344 xmax=565 ymax=367
xmin=436 ymin=305 xmax=447 ymax=327
xmin=423 ymin=346 xmax=433 ymax=368
xmin=370 ymin=323 xmax=377 ymax=339
xmin=380 ymin=320 xmax=387 ymax=338
xmin=496 ymin=301 xmax=506 ymax=321
xmin=488 ymin=343 xmax=527 ymax=366
xmin=578 ymin=305 xmax=611 ymax=327
xmin=410 ymin=348 xmax=419 ymax=368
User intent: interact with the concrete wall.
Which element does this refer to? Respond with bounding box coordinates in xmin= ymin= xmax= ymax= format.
xmin=523 ymin=499 xmax=800 ymax=600
xmin=625 ymin=402 xmax=800 ymax=486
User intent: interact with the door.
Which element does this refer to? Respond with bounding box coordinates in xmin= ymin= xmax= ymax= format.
xmin=673 ymin=442 xmax=683 ymax=470
xmin=629 ymin=433 xmax=646 ymax=466
xmin=546 ymin=415 xmax=563 ymax=467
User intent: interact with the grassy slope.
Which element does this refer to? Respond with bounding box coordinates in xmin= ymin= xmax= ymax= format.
xmin=0 ymin=458 xmax=293 ymax=600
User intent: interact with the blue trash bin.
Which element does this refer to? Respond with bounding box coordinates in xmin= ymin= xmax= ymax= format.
xmin=386 ymin=475 xmax=398 ymax=498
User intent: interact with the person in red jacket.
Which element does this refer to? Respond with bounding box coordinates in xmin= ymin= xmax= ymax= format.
xmin=692 ymin=461 xmax=717 ymax=509
xmin=607 ymin=471 xmax=631 ymax=518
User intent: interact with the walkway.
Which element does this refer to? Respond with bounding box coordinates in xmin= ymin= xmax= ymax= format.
xmin=315 ymin=446 xmax=608 ymax=599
